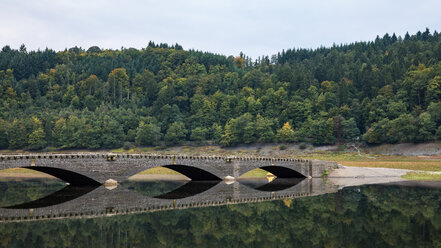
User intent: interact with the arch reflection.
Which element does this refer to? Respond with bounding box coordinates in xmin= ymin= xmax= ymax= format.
xmin=239 ymin=178 xmax=305 ymax=192
xmin=3 ymin=185 xmax=99 ymax=209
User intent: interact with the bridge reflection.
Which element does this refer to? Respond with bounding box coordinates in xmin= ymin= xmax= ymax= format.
xmin=240 ymin=178 xmax=305 ymax=192
xmin=0 ymin=178 xmax=338 ymax=223
xmin=154 ymin=181 xmax=220 ymax=199
xmin=4 ymin=185 xmax=99 ymax=209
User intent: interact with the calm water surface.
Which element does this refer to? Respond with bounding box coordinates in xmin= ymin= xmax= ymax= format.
xmin=0 ymin=178 xmax=440 ymax=248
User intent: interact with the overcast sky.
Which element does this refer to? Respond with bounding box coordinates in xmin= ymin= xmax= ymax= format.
xmin=1 ymin=0 xmax=440 ymax=59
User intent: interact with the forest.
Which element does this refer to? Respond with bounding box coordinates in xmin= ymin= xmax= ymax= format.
xmin=1 ymin=29 xmax=441 ymax=150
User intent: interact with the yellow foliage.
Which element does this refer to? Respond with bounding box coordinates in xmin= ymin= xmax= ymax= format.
xmin=320 ymin=80 xmax=337 ymax=92
xmin=233 ymin=56 xmax=245 ymax=68
xmin=283 ymin=199 xmax=293 ymax=208
xmin=281 ymin=122 xmax=294 ymax=134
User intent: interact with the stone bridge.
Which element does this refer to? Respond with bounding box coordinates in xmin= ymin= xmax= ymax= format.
xmin=0 ymin=153 xmax=338 ymax=185
xmin=0 ymin=179 xmax=338 ymax=223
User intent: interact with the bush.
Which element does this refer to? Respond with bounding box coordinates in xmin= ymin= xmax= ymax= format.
xmin=337 ymin=144 xmax=346 ymax=151
xmin=279 ymin=144 xmax=288 ymax=150
xmin=299 ymin=143 xmax=307 ymax=150
xmin=123 ymin=142 xmax=134 ymax=150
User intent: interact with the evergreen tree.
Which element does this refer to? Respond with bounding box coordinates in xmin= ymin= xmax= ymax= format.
xmin=165 ymin=122 xmax=188 ymax=145
xmin=136 ymin=122 xmax=162 ymax=146
xmin=341 ymin=118 xmax=360 ymax=141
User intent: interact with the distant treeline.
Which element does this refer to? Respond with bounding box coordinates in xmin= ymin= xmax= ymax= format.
xmin=1 ymin=29 xmax=441 ymax=150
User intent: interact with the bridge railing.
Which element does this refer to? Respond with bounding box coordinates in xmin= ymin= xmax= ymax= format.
xmin=0 ymin=153 xmax=312 ymax=163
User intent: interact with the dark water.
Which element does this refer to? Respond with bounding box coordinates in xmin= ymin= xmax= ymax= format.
xmin=0 ymin=178 xmax=441 ymax=248
xmin=0 ymin=178 xmax=66 ymax=207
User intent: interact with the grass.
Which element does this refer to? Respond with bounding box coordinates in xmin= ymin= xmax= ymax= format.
xmin=138 ymin=167 xmax=271 ymax=178
xmin=0 ymin=168 xmax=47 ymax=174
xmin=136 ymin=167 xmax=181 ymax=175
xmin=238 ymin=168 xmax=272 ymax=179
xmin=402 ymin=172 xmax=441 ymax=180
xmin=297 ymin=152 xmax=441 ymax=172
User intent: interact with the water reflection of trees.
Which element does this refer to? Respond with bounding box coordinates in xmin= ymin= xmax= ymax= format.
xmin=122 ymin=180 xmax=220 ymax=199
xmin=0 ymin=185 xmax=440 ymax=247
xmin=0 ymin=179 xmax=65 ymax=207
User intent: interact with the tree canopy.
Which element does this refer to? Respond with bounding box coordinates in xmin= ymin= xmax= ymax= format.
xmin=1 ymin=30 xmax=441 ymax=150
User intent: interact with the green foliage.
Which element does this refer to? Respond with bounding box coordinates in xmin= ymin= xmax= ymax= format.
xmin=1 ymin=30 xmax=441 ymax=150
xmin=28 ymin=128 xmax=46 ymax=150
xmin=309 ymin=119 xmax=335 ymax=146
xmin=190 ymin=127 xmax=208 ymax=142
xmin=220 ymin=122 xmax=233 ymax=147
xmin=255 ymin=114 xmax=275 ymax=143
xmin=165 ymin=122 xmax=188 ymax=145
xmin=415 ymin=112 xmax=436 ymax=142
xmin=221 ymin=113 xmax=254 ymax=146
xmin=279 ymin=144 xmax=288 ymax=150
xmin=101 ymin=116 xmax=125 ymax=148
xmin=84 ymin=123 xmax=102 ymax=149
xmin=436 ymin=126 xmax=441 ymax=140
xmin=210 ymin=123 xmax=223 ymax=143
xmin=123 ymin=142 xmax=134 ymax=150
xmin=428 ymin=102 xmax=441 ymax=125
xmin=8 ymin=120 xmax=28 ymax=149
xmin=387 ymin=114 xmax=417 ymax=143
xmin=363 ymin=118 xmax=391 ymax=144
xmin=341 ymin=118 xmax=360 ymax=140
xmin=0 ymin=119 xmax=9 ymax=149
xmin=136 ymin=122 xmax=162 ymax=146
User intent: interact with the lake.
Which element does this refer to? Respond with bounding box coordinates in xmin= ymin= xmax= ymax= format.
xmin=0 ymin=177 xmax=440 ymax=247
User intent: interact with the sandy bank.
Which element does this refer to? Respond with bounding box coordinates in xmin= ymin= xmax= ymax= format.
xmin=328 ymin=166 xmax=411 ymax=187
xmin=0 ymin=173 xmax=55 ymax=179
xmin=128 ymin=174 xmax=190 ymax=181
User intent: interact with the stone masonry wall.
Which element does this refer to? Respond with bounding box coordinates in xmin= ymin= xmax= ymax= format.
xmin=0 ymin=154 xmax=338 ymax=184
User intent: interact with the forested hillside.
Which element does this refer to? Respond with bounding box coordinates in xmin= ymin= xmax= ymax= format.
xmin=1 ymin=29 xmax=441 ymax=150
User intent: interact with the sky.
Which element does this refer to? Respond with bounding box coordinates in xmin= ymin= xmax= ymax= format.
xmin=1 ymin=0 xmax=440 ymax=59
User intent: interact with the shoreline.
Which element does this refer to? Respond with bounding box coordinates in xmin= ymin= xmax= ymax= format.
xmin=3 ymin=141 xmax=441 ymax=157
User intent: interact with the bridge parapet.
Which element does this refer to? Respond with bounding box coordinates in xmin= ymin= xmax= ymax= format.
xmin=1 ymin=153 xmax=316 ymax=162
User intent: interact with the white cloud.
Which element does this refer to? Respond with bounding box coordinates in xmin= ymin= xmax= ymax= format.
xmin=0 ymin=0 xmax=440 ymax=58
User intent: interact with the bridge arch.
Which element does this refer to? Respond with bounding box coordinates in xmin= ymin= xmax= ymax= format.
xmin=3 ymin=185 xmax=99 ymax=209
xmin=131 ymin=165 xmax=221 ymax=181
xmin=252 ymin=178 xmax=305 ymax=192
xmin=154 ymin=181 xmax=220 ymax=199
xmin=163 ymin=165 xmax=221 ymax=181
xmin=22 ymin=166 xmax=101 ymax=186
